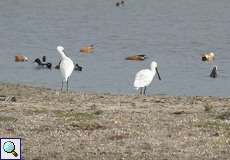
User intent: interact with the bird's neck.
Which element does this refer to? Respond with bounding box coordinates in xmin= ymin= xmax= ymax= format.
xmin=35 ymin=60 xmax=42 ymax=65
xmin=60 ymin=51 xmax=67 ymax=59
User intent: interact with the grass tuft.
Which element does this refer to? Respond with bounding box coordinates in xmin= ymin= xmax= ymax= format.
xmin=216 ymin=111 xmax=230 ymax=120
xmin=54 ymin=110 xmax=96 ymax=121
xmin=0 ymin=116 xmax=17 ymax=122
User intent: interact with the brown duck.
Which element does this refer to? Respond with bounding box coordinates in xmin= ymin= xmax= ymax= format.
xmin=80 ymin=44 xmax=94 ymax=54
xmin=125 ymin=54 xmax=147 ymax=61
xmin=15 ymin=55 xmax=28 ymax=62
xmin=202 ymin=52 xmax=215 ymax=63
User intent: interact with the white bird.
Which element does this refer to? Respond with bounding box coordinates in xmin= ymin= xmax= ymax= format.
xmin=57 ymin=46 xmax=74 ymax=91
xmin=134 ymin=61 xmax=161 ymax=95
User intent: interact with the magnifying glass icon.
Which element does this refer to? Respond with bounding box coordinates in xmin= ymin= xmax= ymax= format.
xmin=3 ymin=141 xmax=18 ymax=157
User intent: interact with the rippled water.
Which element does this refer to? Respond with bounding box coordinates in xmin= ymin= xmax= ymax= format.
xmin=1 ymin=0 xmax=230 ymax=96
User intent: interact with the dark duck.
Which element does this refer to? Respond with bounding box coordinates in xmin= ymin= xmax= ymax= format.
xmin=116 ymin=0 xmax=125 ymax=7
xmin=210 ymin=65 xmax=218 ymax=78
xmin=33 ymin=57 xmax=52 ymax=69
xmin=55 ymin=60 xmax=82 ymax=71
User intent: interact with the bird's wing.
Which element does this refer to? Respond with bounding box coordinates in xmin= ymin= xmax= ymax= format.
xmin=60 ymin=58 xmax=74 ymax=81
xmin=134 ymin=69 xmax=154 ymax=88
xmin=137 ymin=54 xmax=146 ymax=57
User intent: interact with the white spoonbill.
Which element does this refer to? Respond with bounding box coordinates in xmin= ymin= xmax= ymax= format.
xmin=134 ymin=61 xmax=161 ymax=95
xmin=57 ymin=46 xmax=74 ymax=91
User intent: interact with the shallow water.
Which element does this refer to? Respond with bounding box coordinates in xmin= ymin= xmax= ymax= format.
xmin=0 ymin=0 xmax=230 ymax=96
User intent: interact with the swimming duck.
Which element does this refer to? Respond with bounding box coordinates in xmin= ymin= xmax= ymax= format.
xmin=33 ymin=58 xmax=52 ymax=69
xmin=15 ymin=55 xmax=28 ymax=62
xmin=125 ymin=54 xmax=147 ymax=61
xmin=210 ymin=65 xmax=218 ymax=78
xmin=80 ymin=44 xmax=94 ymax=54
xmin=116 ymin=1 xmax=125 ymax=7
xmin=202 ymin=52 xmax=215 ymax=62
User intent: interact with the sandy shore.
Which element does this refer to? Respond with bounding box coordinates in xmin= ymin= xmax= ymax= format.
xmin=0 ymin=83 xmax=230 ymax=160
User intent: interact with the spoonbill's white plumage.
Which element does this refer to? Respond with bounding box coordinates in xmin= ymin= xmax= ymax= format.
xmin=134 ymin=61 xmax=161 ymax=95
xmin=57 ymin=46 xmax=74 ymax=91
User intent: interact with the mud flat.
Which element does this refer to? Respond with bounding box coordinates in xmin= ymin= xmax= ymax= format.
xmin=0 ymin=83 xmax=230 ymax=160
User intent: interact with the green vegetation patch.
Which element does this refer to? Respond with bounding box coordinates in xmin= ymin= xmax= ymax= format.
xmin=0 ymin=116 xmax=17 ymax=122
xmin=69 ymin=122 xmax=107 ymax=130
xmin=54 ymin=110 xmax=97 ymax=121
xmin=216 ymin=111 xmax=230 ymax=120
xmin=23 ymin=108 xmax=48 ymax=115
xmin=195 ymin=120 xmax=230 ymax=131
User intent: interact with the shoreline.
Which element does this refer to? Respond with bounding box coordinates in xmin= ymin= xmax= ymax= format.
xmin=0 ymin=83 xmax=230 ymax=159
xmin=1 ymin=82 xmax=230 ymax=98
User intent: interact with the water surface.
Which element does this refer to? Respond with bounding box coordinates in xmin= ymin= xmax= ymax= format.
xmin=0 ymin=0 xmax=230 ymax=96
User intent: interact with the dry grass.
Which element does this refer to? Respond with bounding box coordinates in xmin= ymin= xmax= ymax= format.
xmin=0 ymin=83 xmax=230 ymax=159
xmin=0 ymin=116 xmax=17 ymax=122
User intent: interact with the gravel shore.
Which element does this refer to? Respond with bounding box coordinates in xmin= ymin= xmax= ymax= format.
xmin=0 ymin=83 xmax=230 ymax=160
